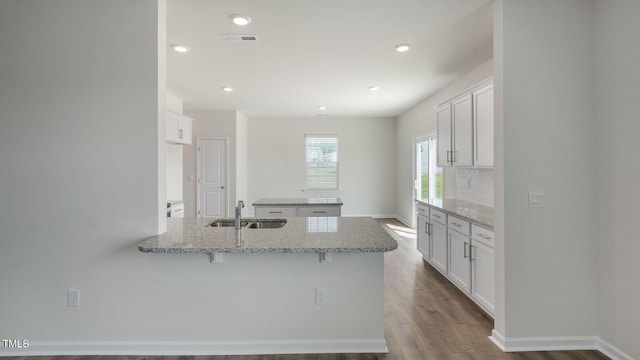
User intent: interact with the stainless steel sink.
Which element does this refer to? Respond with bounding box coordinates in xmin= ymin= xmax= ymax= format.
xmin=247 ymin=219 xmax=287 ymax=229
xmin=208 ymin=218 xmax=287 ymax=229
xmin=209 ymin=219 xmax=248 ymax=227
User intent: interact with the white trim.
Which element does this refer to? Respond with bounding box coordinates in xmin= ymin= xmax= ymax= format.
xmin=0 ymin=339 xmax=388 ymax=357
xmin=435 ymin=77 xmax=494 ymax=109
xmin=489 ymin=330 xmax=633 ymax=360
xmin=196 ymin=137 xmax=229 ymax=217
xmin=394 ymin=215 xmax=412 ymax=228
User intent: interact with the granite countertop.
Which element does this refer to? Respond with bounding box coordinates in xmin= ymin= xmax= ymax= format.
xmin=416 ymin=199 xmax=494 ymax=230
xmin=138 ymin=216 xmax=397 ymax=254
xmin=253 ymin=197 xmax=343 ymax=206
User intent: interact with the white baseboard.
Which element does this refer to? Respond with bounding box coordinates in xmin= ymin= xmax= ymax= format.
xmin=0 ymin=339 xmax=388 ymax=357
xmin=489 ymin=330 xmax=634 ymax=360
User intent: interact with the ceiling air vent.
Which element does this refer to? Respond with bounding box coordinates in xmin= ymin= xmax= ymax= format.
xmin=222 ymin=34 xmax=260 ymax=42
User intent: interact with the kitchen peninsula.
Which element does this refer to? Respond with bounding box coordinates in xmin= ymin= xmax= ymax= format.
xmin=138 ymin=216 xmax=397 ymax=355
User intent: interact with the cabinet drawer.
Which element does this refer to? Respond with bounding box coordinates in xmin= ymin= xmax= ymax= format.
xmin=430 ymin=209 xmax=447 ymax=224
xmin=417 ymin=203 xmax=429 ymax=217
xmin=298 ymin=206 xmax=341 ymax=217
xmin=448 ymin=215 xmax=470 ymax=236
xmin=472 ymin=224 xmax=494 ymax=248
xmin=255 ymin=207 xmax=297 ymax=217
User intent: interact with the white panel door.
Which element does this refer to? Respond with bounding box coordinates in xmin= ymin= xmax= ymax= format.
xmin=198 ymin=139 xmax=227 ymax=217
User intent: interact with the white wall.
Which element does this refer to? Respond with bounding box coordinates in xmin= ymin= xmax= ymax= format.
xmin=183 ymin=110 xmax=237 ymax=217
xmin=0 ymin=0 xmax=164 ymax=341
xmin=395 ymin=59 xmax=493 ymax=226
xmin=0 ymin=3 xmax=387 ymax=353
xmin=247 ymin=117 xmax=396 ymax=217
xmin=495 ymin=0 xmax=598 ymax=340
xmin=594 ymin=1 xmax=640 ymax=358
xmin=166 ymin=94 xmax=184 ymax=201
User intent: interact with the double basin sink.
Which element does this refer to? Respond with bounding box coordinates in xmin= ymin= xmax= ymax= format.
xmin=208 ymin=218 xmax=287 ymax=229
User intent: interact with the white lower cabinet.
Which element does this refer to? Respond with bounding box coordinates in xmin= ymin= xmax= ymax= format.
xmin=448 ymin=229 xmax=471 ymax=293
xmin=471 ymin=240 xmax=495 ymax=316
xmin=430 ymin=221 xmax=448 ymax=275
xmin=416 ymin=202 xmax=495 ymax=317
xmin=255 ymin=206 xmax=297 ymax=217
xmin=416 ymin=213 xmax=430 ymax=259
xmin=255 ymin=205 xmax=341 ymax=218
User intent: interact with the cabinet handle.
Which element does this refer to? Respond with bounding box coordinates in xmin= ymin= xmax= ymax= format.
xmin=269 ymin=211 xmax=283 ymax=214
xmin=478 ymin=234 xmax=491 ymax=240
xmin=178 ymin=129 xmax=183 ymax=139
xmin=312 ymin=211 xmax=326 ymax=214
xmin=451 ymin=222 xmax=461 ymax=227
xmin=425 ymin=222 xmax=430 ymax=235
xmin=470 ymin=245 xmax=475 ymax=261
xmin=432 ymin=214 xmax=441 ymax=218
xmin=464 ymin=241 xmax=469 ymax=259
xmin=452 ymin=150 xmax=456 ymax=163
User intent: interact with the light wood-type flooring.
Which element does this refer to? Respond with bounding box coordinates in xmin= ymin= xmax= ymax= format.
xmin=4 ymin=219 xmax=608 ymax=360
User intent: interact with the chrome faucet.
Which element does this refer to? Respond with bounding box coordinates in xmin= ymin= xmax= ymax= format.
xmin=235 ymin=200 xmax=245 ymax=229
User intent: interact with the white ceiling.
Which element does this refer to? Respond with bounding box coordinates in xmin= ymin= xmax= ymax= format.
xmin=166 ymin=0 xmax=494 ymax=118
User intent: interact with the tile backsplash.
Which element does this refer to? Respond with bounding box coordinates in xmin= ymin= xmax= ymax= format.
xmin=456 ymin=168 xmax=494 ymax=207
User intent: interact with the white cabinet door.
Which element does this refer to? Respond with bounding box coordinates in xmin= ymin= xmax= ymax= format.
xmin=451 ymin=94 xmax=473 ymax=166
xmin=178 ymin=116 xmax=192 ymax=145
xmin=416 ymin=214 xmax=430 ymax=259
xmin=430 ymin=221 xmax=448 ymax=275
xmin=166 ymin=111 xmax=192 ymax=145
xmin=436 ymin=105 xmax=452 ymax=167
xmin=473 ymin=84 xmax=494 ymax=167
xmin=471 ymin=240 xmax=495 ymax=315
xmin=255 ymin=206 xmax=297 ymax=217
xmin=298 ymin=206 xmax=341 ymax=217
xmin=448 ymin=229 xmax=471 ymax=293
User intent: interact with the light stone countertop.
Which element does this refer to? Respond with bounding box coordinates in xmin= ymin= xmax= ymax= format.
xmin=416 ymin=199 xmax=494 ymax=230
xmin=252 ymin=197 xmax=343 ymax=206
xmin=138 ymin=216 xmax=397 ymax=254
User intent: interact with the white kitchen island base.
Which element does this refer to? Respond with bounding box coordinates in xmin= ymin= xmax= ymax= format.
xmin=131 ymin=217 xmax=395 ymax=356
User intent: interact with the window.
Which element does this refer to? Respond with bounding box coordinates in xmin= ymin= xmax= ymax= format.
xmin=415 ymin=136 xmax=443 ymax=201
xmin=305 ymin=135 xmax=338 ymax=190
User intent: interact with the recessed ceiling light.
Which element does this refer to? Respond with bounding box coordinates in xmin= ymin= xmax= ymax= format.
xmin=170 ymin=44 xmax=190 ymax=53
xmin=222 ymin=87 xmax=233 ymax=92
xmin=395 ymin=43 xmax=411 ymax=52
xmin=231 ymin=14 xmax=252 ymax=26
xmin=318 ymin=106 xmax=327 ymax=110
xmin=368 ymin=86 xmax=380 ymax=91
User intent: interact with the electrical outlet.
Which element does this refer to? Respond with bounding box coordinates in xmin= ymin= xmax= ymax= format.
xmin=210 ymin=253 xmax=224 ymax=263
xmin=315 ymin=288 xmax=327 ymax=305
xmin=319 ymin=252 xmax=333 ymax=263
xmin=67 ymin=289 xmax=80 ymax=307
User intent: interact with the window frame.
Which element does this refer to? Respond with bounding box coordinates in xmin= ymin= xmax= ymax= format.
xmin=304 ymin=134 xmax=339 ymax=191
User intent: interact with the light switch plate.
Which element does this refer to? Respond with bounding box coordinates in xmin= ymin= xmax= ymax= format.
xmin=528 ymin=191 xmax=545 ymax=208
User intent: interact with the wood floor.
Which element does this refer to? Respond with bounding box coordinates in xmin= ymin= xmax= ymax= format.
xmin=4 ymin=219 xmax=608 ymax=360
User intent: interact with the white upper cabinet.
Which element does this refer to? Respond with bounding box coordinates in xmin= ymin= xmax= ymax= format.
xmin=451 ymin=94 xmax=473 ymax=166
xmin=166 ymin=110 xmax=193 ymax=145
xmin=436 ymin=105 xmax=452 ymax=167
xmin=436 ymin=79 xmax=493 ymax=168
xmin=473 ymin=83 xmax=494 ymax=167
